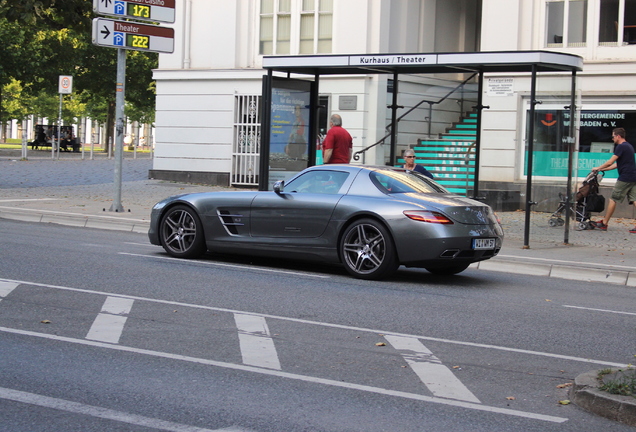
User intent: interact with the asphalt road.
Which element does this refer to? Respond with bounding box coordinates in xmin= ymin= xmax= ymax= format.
xmin=1 ymin=220 xmax=634 ymax=431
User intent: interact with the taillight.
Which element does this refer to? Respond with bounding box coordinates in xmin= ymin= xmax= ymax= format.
xmin=403 ymin=211 xmax=453 ymax=224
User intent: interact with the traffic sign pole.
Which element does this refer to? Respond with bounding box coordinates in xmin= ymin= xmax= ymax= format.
xmin=109 ymin=48 xmax=126 ymax=213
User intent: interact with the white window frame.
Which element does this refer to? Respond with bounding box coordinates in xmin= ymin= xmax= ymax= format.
xmin=258 ymin=0 xmax=332 ymax=56
xmin=545 ymin=0 xmax=589 ymax=48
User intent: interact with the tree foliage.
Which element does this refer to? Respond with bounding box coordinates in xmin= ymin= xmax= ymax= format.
xmin=0 ymin=0 xmax=158 ymax=145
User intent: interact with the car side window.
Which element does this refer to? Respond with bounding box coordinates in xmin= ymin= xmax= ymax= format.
xmin=286 ymin=170 xmax=349 ymax=194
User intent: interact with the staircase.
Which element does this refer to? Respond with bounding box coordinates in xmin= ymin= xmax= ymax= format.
xmin=399 ymin=112 xmax=477 ymax=196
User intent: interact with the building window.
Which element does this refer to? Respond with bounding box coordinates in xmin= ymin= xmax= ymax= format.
xmin=260 ymin=0 xmax=332 ymax=55
xmin=599 ymin=0 xmax=636 ymax=46
xmin=545 ymin=0 xmax=587 ymax=47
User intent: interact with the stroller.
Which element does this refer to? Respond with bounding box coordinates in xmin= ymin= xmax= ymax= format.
xmin=548 ymin=170 xmax=605 ymax=230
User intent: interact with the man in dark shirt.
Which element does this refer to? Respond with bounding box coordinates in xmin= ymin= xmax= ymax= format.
xmin=591 ymin=128 xmax=636 ymax=233
xmin=322 ymin=114 xmax=352 ymax=164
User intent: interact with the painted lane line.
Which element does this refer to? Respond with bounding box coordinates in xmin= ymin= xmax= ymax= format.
xmin=86 ymin=297 xmax=134 ymax=344
xmin=119 ymin=252 xmax=331 ymax=279
xmin=563 ymin=305 xmax=636 ymax=316
xmin=384 ymin=335 xmax=481 ymax=403
xmin=0 ymin=278 xmax=629 ymax=369
xmin=0 ymin=198 xmax=59 ymax=203
xmin=0 ymin=280 xmax=19 ymax=301
xmin=0 ymin=386 xmax=255 ymax=432
xmin=0 ymin=327 xmax=568 ymax=424
xmin=234 ymin=314 xmax=281 ymax=370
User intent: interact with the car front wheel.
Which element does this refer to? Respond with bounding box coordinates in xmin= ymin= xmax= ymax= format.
xmin=159 ymin=205 xmax=206 ymax=258
xmin=340 ymin=218 xmax=399 ymax=280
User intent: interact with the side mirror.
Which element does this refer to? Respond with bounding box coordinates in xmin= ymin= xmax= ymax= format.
xmin=273 ymin=180 xmax=284 ymax=194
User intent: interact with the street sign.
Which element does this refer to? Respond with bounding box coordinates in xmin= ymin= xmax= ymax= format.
xmin=93 ymin=0 xmax=175 ymax=24
xmin=92 ymin=18 xmax=174 ymax=53
xmin=59 ymin=75 xmax=73 ymax=94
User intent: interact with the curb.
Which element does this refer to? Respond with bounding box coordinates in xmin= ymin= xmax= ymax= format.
xmin=570 ymin=370 xmax=636 ymax=426
xmin=0 ymin=206 xmax=149 ymax=234
xmin=476 ymin=259 xmax=636 ymax=287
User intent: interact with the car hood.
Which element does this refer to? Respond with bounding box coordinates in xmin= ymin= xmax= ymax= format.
xmin=401 ymin=193 xmax=498 ymax=225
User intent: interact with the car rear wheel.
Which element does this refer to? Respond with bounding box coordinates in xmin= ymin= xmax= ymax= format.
xmin=425 ymin=263 xmax=470 ymax=275
xmin=159 ymin=205 xmax=206 ymax=258
xmin=340 ymin=218 xmax=399 ymax=280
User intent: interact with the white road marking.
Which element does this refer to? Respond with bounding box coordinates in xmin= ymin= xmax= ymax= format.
xmin=0 ymin=278 xmax=628 ymax=368
xmin=0 ymin=327 xmax=568 ymax=424
xmin=563 ymin=305 xmax=636 ymax=316
xmin=86 ymin=297 xmax=134 ymax=343
xmin=384 ymin=335 xmax=480 ymax=403
xmin=234 ymin=314 xmax=281 ymax=370
xmin=0 ymin=198 xmax=59 ymax=202
xmin=119 ymin=252 xmax=331 ymax=279
xmin=0 ymin=386 xmax=255 ymax=432
xmin=0 ymin=280 xmax=18 ymax=301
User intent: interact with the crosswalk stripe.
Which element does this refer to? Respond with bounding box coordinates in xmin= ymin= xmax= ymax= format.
xmin=234 ymin=313 xmax=281 ymax=370
xmin=0 ymin=280 xmax=19 ymax=301
xmin=384 ymin=334 xmax=481 ymax=403
xmin=86 ymin=297 xmax=134 ymax=344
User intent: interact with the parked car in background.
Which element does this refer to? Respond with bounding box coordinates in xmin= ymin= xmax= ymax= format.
xmin=148 ymin=165 xmax=503 ymax=280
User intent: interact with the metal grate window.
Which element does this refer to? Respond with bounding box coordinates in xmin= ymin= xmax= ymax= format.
xmin=232 ymin=95 xmax=261 ymax=186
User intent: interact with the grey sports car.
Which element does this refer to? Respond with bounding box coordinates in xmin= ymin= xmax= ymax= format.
xmin=148 ymin=165 xmax=503 ymax=280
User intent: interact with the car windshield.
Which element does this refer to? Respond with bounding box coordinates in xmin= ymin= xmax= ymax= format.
xmin=370 ymin=169 xmax=448 ymax=194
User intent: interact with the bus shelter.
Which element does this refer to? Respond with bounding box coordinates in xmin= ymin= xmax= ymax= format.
xmin=261 ymin=51 xmax=584 ymax=248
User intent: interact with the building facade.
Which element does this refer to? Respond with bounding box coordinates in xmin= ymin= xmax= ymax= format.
xmin=152 ymin=0 xmax=636 ymax=215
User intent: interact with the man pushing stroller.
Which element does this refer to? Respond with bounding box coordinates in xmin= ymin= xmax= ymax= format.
xmin=590 ymin=127 xmax=636 ymax=233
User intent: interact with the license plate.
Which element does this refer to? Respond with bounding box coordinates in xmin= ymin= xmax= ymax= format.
xmin=472 ymin=238 xmax=496 ymax=250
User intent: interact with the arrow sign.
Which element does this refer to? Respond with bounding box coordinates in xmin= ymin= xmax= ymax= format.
xmin=93 ymin=0 xmax=175 ymax=24
xmin=91 ymin=18 xmax=174 ymax=53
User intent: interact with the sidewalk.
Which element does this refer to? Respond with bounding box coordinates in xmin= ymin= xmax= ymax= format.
xmin=1 ymin=150 xmax=635 ymax=287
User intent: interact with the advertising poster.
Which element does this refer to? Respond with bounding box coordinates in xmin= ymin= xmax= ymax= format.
xmin=268 ymin=85 xmax=311 ymax=188
xmin=526 ymin=109 xmax=636 ymax=177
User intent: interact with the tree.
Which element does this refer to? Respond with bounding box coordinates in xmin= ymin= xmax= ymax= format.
xmin=0 ymin=0 xmax=158 ymax=148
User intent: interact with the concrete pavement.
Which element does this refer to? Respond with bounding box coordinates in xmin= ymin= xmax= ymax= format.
xmin=1 ymin=148 xmax=635 ymax=424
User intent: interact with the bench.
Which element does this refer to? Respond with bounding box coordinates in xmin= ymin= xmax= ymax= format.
xmin=30 ymin=138 xmax=81 ymax=152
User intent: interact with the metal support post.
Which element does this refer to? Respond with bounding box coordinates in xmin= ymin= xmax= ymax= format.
xmin=110 ymin=48 xmax=126 ymax=212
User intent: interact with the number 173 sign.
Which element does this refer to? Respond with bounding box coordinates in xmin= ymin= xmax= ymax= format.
xmin=93 ymin=0 xmax=176 ymax=24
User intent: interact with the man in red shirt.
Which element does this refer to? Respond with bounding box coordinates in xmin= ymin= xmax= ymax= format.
xmin=322 ymin=114 xmax=352 ymax=164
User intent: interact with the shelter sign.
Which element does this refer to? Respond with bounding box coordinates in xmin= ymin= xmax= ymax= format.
xmin=486 ymin=78 xmax=514 ymax=96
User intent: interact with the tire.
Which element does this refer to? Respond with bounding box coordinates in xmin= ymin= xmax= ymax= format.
xmin=159 ymin=205 xmax=207 ymax=258
xmin=548 ymin=218 xmax=558 ymax=227
xmin=425 ymin=263 xmax=470 ymax=275
xmin=340 ymin=218 xmax=399 ymax=280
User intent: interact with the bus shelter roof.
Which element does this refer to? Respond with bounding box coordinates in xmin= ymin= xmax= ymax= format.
xmin=262 ymin=50 xmax=583 ymax=75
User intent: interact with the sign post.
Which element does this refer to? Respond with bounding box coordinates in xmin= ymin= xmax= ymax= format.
xmin=110 ymin=49 xmax=126 ymax=212
xmin=56 ymin=75 xmax=73 ymax=159
xmin=92 ymin=0 xmax=174 ymax=212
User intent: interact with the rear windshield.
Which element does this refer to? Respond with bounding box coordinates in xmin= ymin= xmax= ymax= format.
xmin=370 ymin=170 xmax=448 ymax=194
